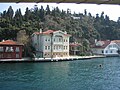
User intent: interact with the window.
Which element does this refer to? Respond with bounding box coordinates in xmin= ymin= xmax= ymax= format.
xmin=109 ymin=45 xmax=111 ymax=48
xmin=48 ymin=39 xmax=50 ymax=42
xmin=10 ymin=47 xmax=14 ymax=52
xmin=56 ymin=46 xmax=58 ymax=50
xmin=66 ymin=46 xmax=67 ymax=49
xmin=64 ymin=46 xmax=65 ymax=50
xmin=61 ymin=46 xmax=63 ymax=49
xmin=5 ymin=47 xmax=14 ymax=52
xmin=0 ymin=47 xmax=3 ymax=52
xmin=110 ymin=50 xmax=112 ymax=53
xmin=5 ymin=47 xmax=9 ymax=52
xmin=48 ymin=46 xmax=50 ymax=50
xmin=45 ymin=46 xmax=47 ymax=50
xmin=66 ymin=39 xmax=68 ymax=42
xmin=72 ymin=47 xmax=74 ymax=50
xmin=45 ymin=38 xmax=47 ymax=41
xmin=106 ymin=50 xmax=108 ymax=53
xmin=102 ymin=50 xmax=104 ymax=53
xmin=59 ymin=46 xmax=60 ymax=49
xmin=44 ymin=53 xmax=47 ymax=56
xmin=59 ymin=38 xmax=62 ymax=42
xmin=54 ymin=38 xmax=55 ymax=42
xmin=16 ymin=47 xmax=20 ymax=52
xmin=66 ymin=53 xmax=68 ymax=55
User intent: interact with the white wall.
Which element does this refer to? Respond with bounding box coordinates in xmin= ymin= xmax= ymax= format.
xmin=92 ymin=42 xmax=119 ymax=56
xmin=92 ymin=48 xmax=104 ymax=55
xmin=104 ymin=43 xmax=119 ymax=55
xmin=32 ymin=30 xmax=70 ymax=57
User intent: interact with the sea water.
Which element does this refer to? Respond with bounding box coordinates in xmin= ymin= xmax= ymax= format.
xmin=0 ymin=57 xmax=120 ymax=90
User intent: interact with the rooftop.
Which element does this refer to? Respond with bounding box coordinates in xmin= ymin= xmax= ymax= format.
xmin=0 ymin=40 xmax=23 ymax=45
xmin=92 ymin=40 xmax=111 ymax=48
xmin=33 ymin=30 xmax=71 ymax=36
xmin=70 ymin=43 xmax=82 ymax=47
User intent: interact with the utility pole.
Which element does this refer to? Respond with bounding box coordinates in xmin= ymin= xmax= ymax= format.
xmin=50 ymin=33 xmax=53 ymax=61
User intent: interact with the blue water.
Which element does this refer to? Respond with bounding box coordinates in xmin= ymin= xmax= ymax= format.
xmin=0 ymin=57 xmax=120 ymax=90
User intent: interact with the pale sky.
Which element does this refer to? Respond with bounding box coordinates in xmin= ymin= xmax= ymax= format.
xmin=0 ymin=3 xmax=120 ymax=21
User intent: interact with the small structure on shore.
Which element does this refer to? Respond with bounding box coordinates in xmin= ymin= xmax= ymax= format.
xmin=69 ymin=42 xmax=81 ymax=56
xmin=0 ymin=40 xmax=23 ymax=59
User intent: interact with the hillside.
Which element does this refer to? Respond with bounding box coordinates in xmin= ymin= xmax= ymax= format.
xmin=0 ymin=5 xmax=120 ymax=55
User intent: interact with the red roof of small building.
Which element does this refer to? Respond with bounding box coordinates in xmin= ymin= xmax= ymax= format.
xmin=0 ymin=40 xmax=23 ymax=45
xmin=70 ymin=43 xmax=82 ymax=47
xmin=92 ymin=40 xmax=111 ymax=49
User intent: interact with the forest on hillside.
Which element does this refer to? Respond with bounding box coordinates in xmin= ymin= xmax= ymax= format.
xmin=0 ymin=5 xmax=120 ymax=55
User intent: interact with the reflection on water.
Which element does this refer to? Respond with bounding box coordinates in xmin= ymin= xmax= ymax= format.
xmin=0 ymin=57 xmax=120 ymax=90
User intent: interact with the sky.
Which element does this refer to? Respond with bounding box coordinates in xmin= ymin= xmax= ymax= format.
xmin=0 ymin=3 xmax=120 ymax=21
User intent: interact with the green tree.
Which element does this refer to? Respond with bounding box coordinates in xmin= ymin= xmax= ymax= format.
xmin=46 ymin=5 xmax=51 ymax=15
xmin=6 ymin=6 xmax=14 ymax=20
xmin=24 ymin=7 xmax=31 ymax=21
xmin=39 ymin=5 xmax=45 ymax=21
xmin=84 ymin=9 xmax=87 ymax=15
xmin=14 ymin=9 xmax=23 ymax=27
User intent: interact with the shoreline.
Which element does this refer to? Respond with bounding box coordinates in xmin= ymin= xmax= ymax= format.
xmin=0 ymin=55 xmax=106 ymax=63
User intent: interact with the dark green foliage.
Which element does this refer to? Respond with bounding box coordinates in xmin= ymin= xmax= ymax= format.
xmin=0 ymin=5 xmax=120 ymax=56
xmin=14 ymin=9 xmax=23 ymax=27
xmin=6 ymin=6 xmax=14 ymax=20
xmin=24 ymin=7 xmax=31 ymax=21
xmin=46 ymin=5 xmax=51 ymax=15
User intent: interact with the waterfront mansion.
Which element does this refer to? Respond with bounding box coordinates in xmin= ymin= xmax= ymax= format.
xmin=31 ymin=30 xmax=71 ymax=58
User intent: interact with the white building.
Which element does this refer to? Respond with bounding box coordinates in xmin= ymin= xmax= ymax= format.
xmin=31 ymin=30 xmax=71 ymax=58
xmin=71 ymin=16 xmax=81 ymax=19
xmin=91 ymin=40 xmax=120 ymax=56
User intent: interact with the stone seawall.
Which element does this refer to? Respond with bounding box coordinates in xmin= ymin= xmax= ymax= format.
xmin=0 ymin=55 xmax=106 ymax=62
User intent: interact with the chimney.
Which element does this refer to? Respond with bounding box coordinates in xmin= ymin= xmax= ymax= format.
xmin=2 ymin=39 xmax=5 ymax=42
xmin=40 ymin=29 xmax=42 ymax=33
xmin=64 ymin=31 xmax=67 ymax=34
xmin=95 ymin=39 xmax=97 ymax=43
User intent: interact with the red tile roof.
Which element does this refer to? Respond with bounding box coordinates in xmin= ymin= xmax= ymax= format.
xmin=112 ymin=40 xmax=120 ymax=43
xmin=0 ymin=40 xmax=23 ymax=45
xmin=34 ymin=30 xmax=56 ymax=35
xmin=33 ymin=30 xmax=71 ymax=36
xmin=70 ymin=43 xmax=82 ymax=47
xmin=92 ymin=40 xmax=111 ymax=49
xmin=43 ymin=30 xmax=55 ymax=34
xmin=111 ymin=40 xmax=120 ymax=47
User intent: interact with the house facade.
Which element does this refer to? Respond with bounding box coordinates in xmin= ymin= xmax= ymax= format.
xmin=0 ymin=40 xmax=23 ymax=59
xmin=91 ymin=40 xmax=120 ymax=56
xmin=32 ymin=30 xmax=71 ymax=58
xmin=69 ymin=42 xmax=81 ymax=56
